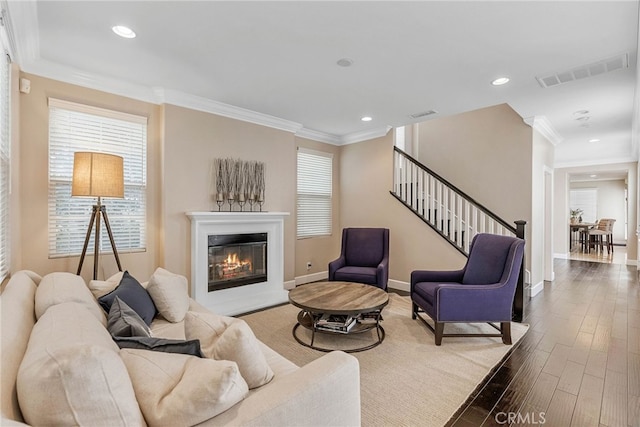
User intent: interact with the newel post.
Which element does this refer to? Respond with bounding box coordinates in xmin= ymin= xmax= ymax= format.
xmin=513 ymin=220 xmax=527 ymax=322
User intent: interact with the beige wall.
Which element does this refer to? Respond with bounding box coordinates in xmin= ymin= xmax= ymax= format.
xmin=415 ymin=104 xmax=532 ymax=228
xmin=415 ymin=103 xmax=533 ymax=273
xmin=340 ymin=133 xmax=465 ymax=285
xmin=17 ymin=73 xmax=162 ymax=282
xmin=13 ymin=73 xmax=347 ymax=288
xmin=161 ymin=104 xmax=297 ymax=286
xmin=293 ymin=137 xmax=341 ymax=279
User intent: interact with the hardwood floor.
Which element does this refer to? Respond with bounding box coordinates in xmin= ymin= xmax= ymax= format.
xmin=445 ymin=259 xmax=640 ymax=427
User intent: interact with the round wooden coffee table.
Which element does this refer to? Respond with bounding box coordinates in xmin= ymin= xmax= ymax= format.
xmin=288 ymin=281 xmax=389 ymax=352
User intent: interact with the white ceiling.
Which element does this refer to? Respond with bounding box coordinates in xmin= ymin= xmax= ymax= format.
xmin=5 ymin=1 xmax=639 ymax=166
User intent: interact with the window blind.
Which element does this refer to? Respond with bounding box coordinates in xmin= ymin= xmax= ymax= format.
xmin=48 ymin=99 xmax=147 ymax=257
xmin=570 ymin=188 xmax=597 ymax=223
xmin=297 ymin=148 xmax=332 ymax=238
xmin=0 ymin=52 xmax=9 ymax=282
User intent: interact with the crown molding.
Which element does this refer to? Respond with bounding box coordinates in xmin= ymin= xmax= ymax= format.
xmin=523 ymin=115 xmax=563 ymax=146
xmin=160 ymin=89 xmax=304 ymax=134
xmin=554 ymin=155 xmax=637 ymax=169
xmin=22 ymin=58 xmax=160 ymax=103
xmin=20 ymin=57 xmax=383 ymax=146
xmin=295 ymin=127 xmax=342 ymax=145
xmin=3 ymin=0 xmax=39 ymax=64
xmin=340 ymin=126 xmax=393 ymax=145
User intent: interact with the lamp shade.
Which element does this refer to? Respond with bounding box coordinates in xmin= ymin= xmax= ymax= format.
xmin=72 ymin=152 xmax=124 ymax=198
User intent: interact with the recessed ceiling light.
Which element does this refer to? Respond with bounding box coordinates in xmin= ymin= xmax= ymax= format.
xmin=590 ymin=174 xmax=597 ymax=178
xmin=337 ymin=58 xmax=353 ymax=67
xmin=361 ymin=116 xmax=372 ymax=122
xmin=112 ymin=25 xmax=136 ymax=39
xmin=491 ymin=77 xmax=510 ymax=86
xmin=588 ymin=138 xmax=600 ymax=143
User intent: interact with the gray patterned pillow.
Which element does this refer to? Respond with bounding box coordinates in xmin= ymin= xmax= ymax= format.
xmin=107 ymin=297 xmax=151 ymax=338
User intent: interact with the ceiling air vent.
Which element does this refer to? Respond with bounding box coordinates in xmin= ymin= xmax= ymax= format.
xmin=536 ymin=53 xmax=628 ymax=88
xmin=409 ymin=110 xmax=437 ymax=119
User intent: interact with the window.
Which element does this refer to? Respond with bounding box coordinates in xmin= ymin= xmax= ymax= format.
xmin=48 ymin=99 xmax=147 ymax=257
xmin=297 ymin=148 xmax=332 ymax=238
xmin=570 ymin=188 xmax=597 ymax=223
xmin=0 ymin=52 xmax=9 ymax=282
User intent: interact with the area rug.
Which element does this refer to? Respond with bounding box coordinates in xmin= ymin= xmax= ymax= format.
xmin=241 ymin=293 xmax=528 ymax=427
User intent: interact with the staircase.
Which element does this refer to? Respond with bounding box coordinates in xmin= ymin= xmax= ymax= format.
xmin=390 ymin=146 xmax=527 ymax=321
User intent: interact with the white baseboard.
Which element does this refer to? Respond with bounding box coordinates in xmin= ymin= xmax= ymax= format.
xmin=626 ymin=259 xmax=638 ymax=266
xmin=554 ymin=252 xmax=569 ymax=259
xmin=388 ymin=279 xmax=410 ymax=293
xmin=530 ymin=281 xmax=544 ymax=297
xmin=294 ymin=271 xmax=328 ymax=286
xmin=284 ymin=279 xmax=296 ymax=290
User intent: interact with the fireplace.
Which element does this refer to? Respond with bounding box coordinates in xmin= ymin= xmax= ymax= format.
xmin=208 ymin=233 xmax=267 ymax=291
xmin=187 ymin=211 xmax=289 ymax=316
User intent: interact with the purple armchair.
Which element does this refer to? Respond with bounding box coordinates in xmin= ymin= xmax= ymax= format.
xmin=411 ymin=233 xmax=525 ymax=345
xmin=328 ymin=228 xmax=389 ymax=291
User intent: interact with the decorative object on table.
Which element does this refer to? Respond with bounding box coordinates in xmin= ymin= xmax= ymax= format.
xmin=213 ymin=159 xmax=225 ymax=211
xmin=72 ymin=151 xmax=124 ymax=280
xmin=570 ymin=208 xmax=583 ymax=224
xmin=255 ymin=162 xmax=265 ymax=211
xmin=212 ymin=158 xmax=265 ymax=211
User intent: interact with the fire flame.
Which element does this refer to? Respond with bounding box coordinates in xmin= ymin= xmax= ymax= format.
xmin=219 ymin=252 xmax=252 ymax=278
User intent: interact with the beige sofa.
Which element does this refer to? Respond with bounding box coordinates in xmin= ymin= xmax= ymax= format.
xmin=1 ymin=270 xmax=361 ymax=426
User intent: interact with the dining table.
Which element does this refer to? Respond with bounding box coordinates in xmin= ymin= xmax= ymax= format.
xmin=569 ymin=222 xmax=595 ymax=250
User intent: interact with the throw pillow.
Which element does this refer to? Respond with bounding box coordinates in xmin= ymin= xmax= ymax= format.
xmin=88 ymin=271 xmax=124 ymax=299
xmin=98 ymin=271 xmax=157 ymax=325
xmin=185 ymin=311 xmax=274 ymax=389
xmin=107 ymin=297 xmax=151 ymax=338
xmin=120 ymin=348 xmax=248 ymax=426
xmin=114 ymin=336 xmax=204 ymax=358
xmin=146 ymin=267 xmax=190 ymax=323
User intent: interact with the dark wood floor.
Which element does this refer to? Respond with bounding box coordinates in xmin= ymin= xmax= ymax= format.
xmin=443 ymin=259 xmax=640 ymax=427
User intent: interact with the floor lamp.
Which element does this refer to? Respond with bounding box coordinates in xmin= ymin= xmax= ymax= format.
xmin=72 ymin=152 xmax=124 ymax=280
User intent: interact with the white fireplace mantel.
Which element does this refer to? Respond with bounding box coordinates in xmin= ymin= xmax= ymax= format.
xmin=186 ymin=211 xmax=290 ymax=316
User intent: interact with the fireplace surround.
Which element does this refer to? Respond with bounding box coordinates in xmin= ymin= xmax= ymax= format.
xmin=187 ymin=212 xmax=289 ymax=315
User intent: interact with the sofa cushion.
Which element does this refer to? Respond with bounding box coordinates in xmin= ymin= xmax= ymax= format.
xmin=88 ymin=271 xmax=125 ymax=299
xmin=99 ymin=271 xmax=157 ymax=325
xmin=36 ymin=272 xmax=106 ymax=325
xmin=17 ymin=302 xmax=144 ymax=426
xmin=146 ymin=267 xmax=189 ymax=323
xmin=114 ymin=336 xmax=203 ymax=358
xmin=107 ymin=297 xmax=151 ymax=338
xmin=120 ymin=348 xmax=248 ymax=426
xmin=185 ymin=311 xmax=274 ymax=389
xmin=0 ymin=271 xmax=40 ymax=422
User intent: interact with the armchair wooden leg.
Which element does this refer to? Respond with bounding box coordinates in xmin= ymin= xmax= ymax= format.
xmin=434 ymin=322 xmax=444 ymax=346
xmin=411 ymin=302 xmax=417 ymax=320
xmin=501 ymin=322 xmax=512 ymax=345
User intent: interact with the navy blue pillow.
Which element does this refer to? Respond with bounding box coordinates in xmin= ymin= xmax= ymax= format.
xmin=114 ymin=337 xmax=203 ymax=358
xmin=98 ymin=271 xmax=157 ymax=325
